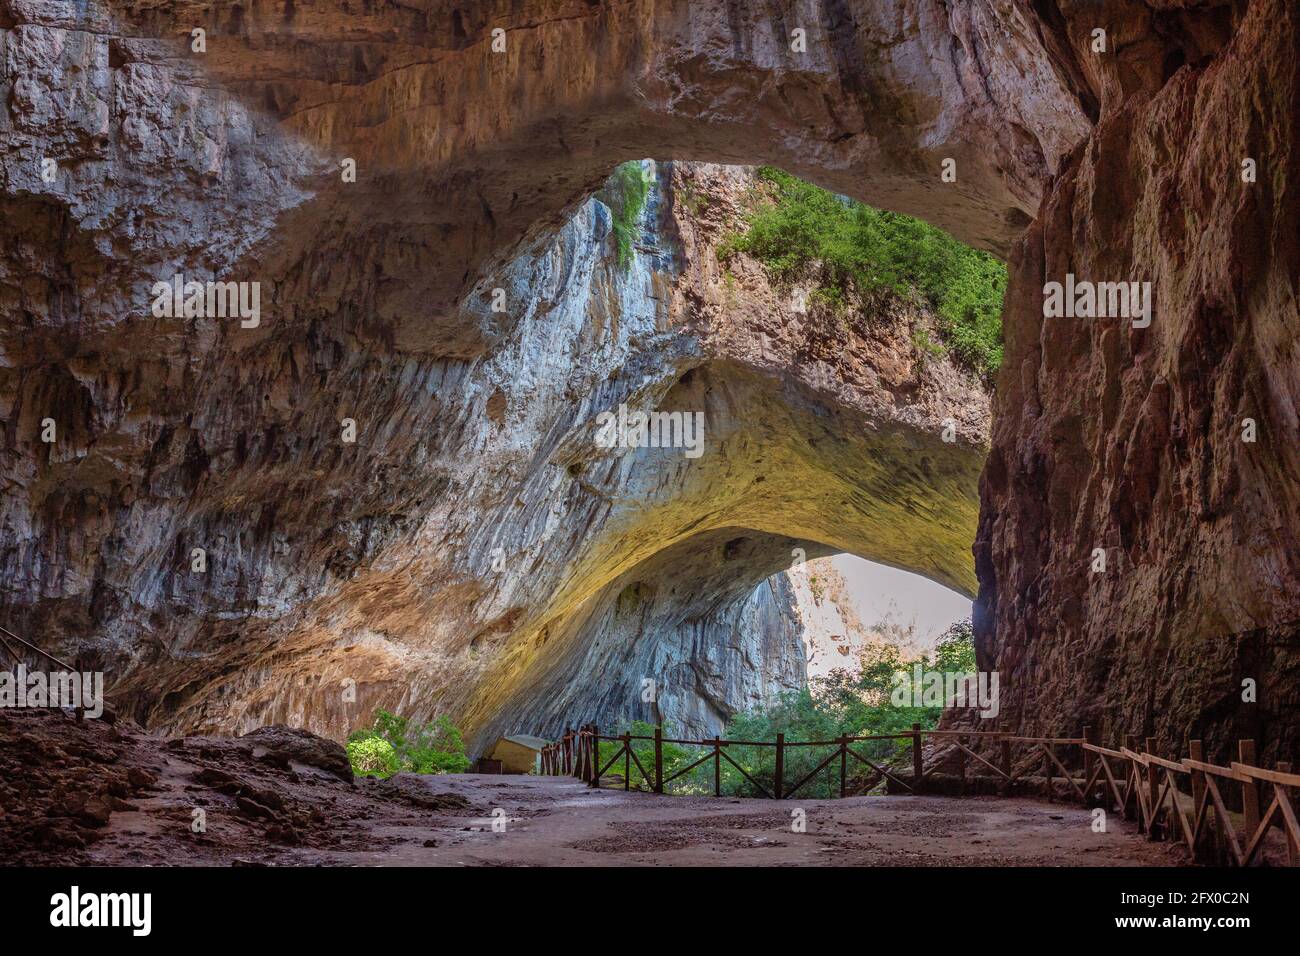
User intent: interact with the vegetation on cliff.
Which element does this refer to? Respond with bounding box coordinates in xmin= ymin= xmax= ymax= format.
xmin=720 ymin=168 xmax=1006 ymax=378
xmin=602 ymin=161 xmax=653 ymax=269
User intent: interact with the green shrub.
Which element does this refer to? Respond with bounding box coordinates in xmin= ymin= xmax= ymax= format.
xmin=719 ymin=167 xmax=1006 ymax=379
xmin=346 ymin=736 xmax=400 ymax=778
xmin=347 ymin=710 xmax=470 ymax=778
xmin=595 ymin=720 xmax=701 ymax=792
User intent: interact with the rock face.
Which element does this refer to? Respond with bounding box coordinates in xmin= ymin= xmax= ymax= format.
xmin=500 ymin=531 xmax=816 ymax=742
xmin=2 ymin=146 xmax=990 ymax=750
xmin=2 ymin=1 xmax=1294 ymax=764
xmin=974 ymin=0 xmax=1300 ymax=765
xmin=0 ymin=706 xmax=476 ymax=865
xmin=0 ymin=0 xmax=1086 ymax=361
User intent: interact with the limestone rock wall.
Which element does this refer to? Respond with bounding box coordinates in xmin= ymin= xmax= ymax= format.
xmin=2 ymin=150 xmax=990 ymax=751
xmin=974 ymin=0 xmax=1300 ymax=764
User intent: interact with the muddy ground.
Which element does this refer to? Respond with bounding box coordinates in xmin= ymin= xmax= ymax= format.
xmin=1 ymin=709 xmax=1188 ymax=866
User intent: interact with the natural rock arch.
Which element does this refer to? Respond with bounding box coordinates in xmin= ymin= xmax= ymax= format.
xmin=2 ymin=1 xmax=1296 ymax=761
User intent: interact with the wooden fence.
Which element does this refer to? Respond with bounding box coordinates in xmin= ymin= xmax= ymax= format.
xmin=538 ymin=723 xmax=1300 ymax=866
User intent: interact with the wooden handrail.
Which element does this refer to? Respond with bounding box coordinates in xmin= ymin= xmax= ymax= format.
xmin=0 ymin=624 xmax=76 ymax=671
xmin=532 ymin=722 xmax=1298 ymax=866
xmin=1231 ymin=762 xmax=1300 ymax=787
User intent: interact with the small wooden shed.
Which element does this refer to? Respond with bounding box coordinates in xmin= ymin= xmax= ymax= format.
xmin=487 ymin=734 xmax=549 ymax=774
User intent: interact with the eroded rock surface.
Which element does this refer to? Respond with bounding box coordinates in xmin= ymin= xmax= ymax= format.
xmin=0 ymin=707 xmax=475 ymax=865
xmin=974 ymin=0 xmax=1300 ymax=764
xmin=3 ymin=145 xmax=990 ymax=749
xmin=2 ymin=0 xmax=1295 ymax=765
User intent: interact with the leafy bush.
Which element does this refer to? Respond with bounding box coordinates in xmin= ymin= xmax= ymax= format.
xmin=347 ymin=710 xmax=470 ymax=778
xmin=595 ymin=720 xmax=702 ymax=792
xmin=933 ymin=618 xmax=978 ymax=673
xmin=347 ymin=736 xmax=399 ymax=778
xmin=719 ymin=167 xmax=1006 ymax=378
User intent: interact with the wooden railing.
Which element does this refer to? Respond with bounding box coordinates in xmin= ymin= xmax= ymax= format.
xmin=0 ymin=624 xmax=74 ymax=671
xmin=537 ymin=723 xmax=1300 ymax=866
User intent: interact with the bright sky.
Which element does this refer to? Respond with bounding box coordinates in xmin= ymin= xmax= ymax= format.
xmin=831 ymin=553 xmax=972 ymax=648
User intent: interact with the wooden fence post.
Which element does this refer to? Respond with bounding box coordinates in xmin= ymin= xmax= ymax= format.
xmin=623 ymin=733 xmax=631 ymax=790
xmin=1145 ymin=736 xmax=1161 ymax=840
xmin=1188 ymin=739 xmax=1206 ymax=857
xmin=839 ymin=735 xmax=848 ymax=798
xmin=1239 ymin=739 xmax=1260 ymax=837
xmin=590 ymin=725 xmax=600 ymax=788
xmin=1125 ymin=734 xmax=1141 ymax=825
xmin=1083 ymin=725 xmax=1096 ymax=804
xmin=912 ymin=723 xmax=924 ymax=794
xmin=774 ymin=733 xmax=785 ymax=800
xmin=999 ymin=737 xmax=1012 ymax=795
xmin=713 ymin=737 xmax=721 ymax=797
xmin=1043 ymin=746 xmax=1053 ymax=802
xmin=654 ymin=726 xmax=664 ymax=794
xmin=1279 ymin=762 xmax=1298 ymax=867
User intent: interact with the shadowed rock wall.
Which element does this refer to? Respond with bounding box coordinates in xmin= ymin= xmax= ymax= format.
xmin=973 ymin=0 xmax=1300 ymax=764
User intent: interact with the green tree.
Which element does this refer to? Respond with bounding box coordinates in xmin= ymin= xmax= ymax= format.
xmin=347 ymin=710 xmax=470 ymax=778
xmin=713 ymin=618 xmax=979 ymax=798
xmin=602 ymin=161 xmax=652 ymax=269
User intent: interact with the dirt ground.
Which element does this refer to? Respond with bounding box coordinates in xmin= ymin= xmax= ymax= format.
xmin=309 ymin=774 xmax=1186 ymax=867
xmin=2 ymin=708 xmax=1189 ymax=867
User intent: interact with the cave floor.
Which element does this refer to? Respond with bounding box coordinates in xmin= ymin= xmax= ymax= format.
xmin=1 ymin=709 xmax=1186 ymax=866
xmin=320 ymin=775 xmax=1185 ymax=867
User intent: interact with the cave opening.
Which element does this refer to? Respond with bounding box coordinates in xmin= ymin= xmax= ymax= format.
xmin=447 ymin=159 xmax=996 ymax=756
xmin=3 ymin=0 xmax=1289 ymax=796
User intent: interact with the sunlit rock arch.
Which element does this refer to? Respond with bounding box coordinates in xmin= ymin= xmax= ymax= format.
xmin=456 ymin=352 xmax=989 ymax=749
xmin=5 ymin=1 xmax=1297 ymax=760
